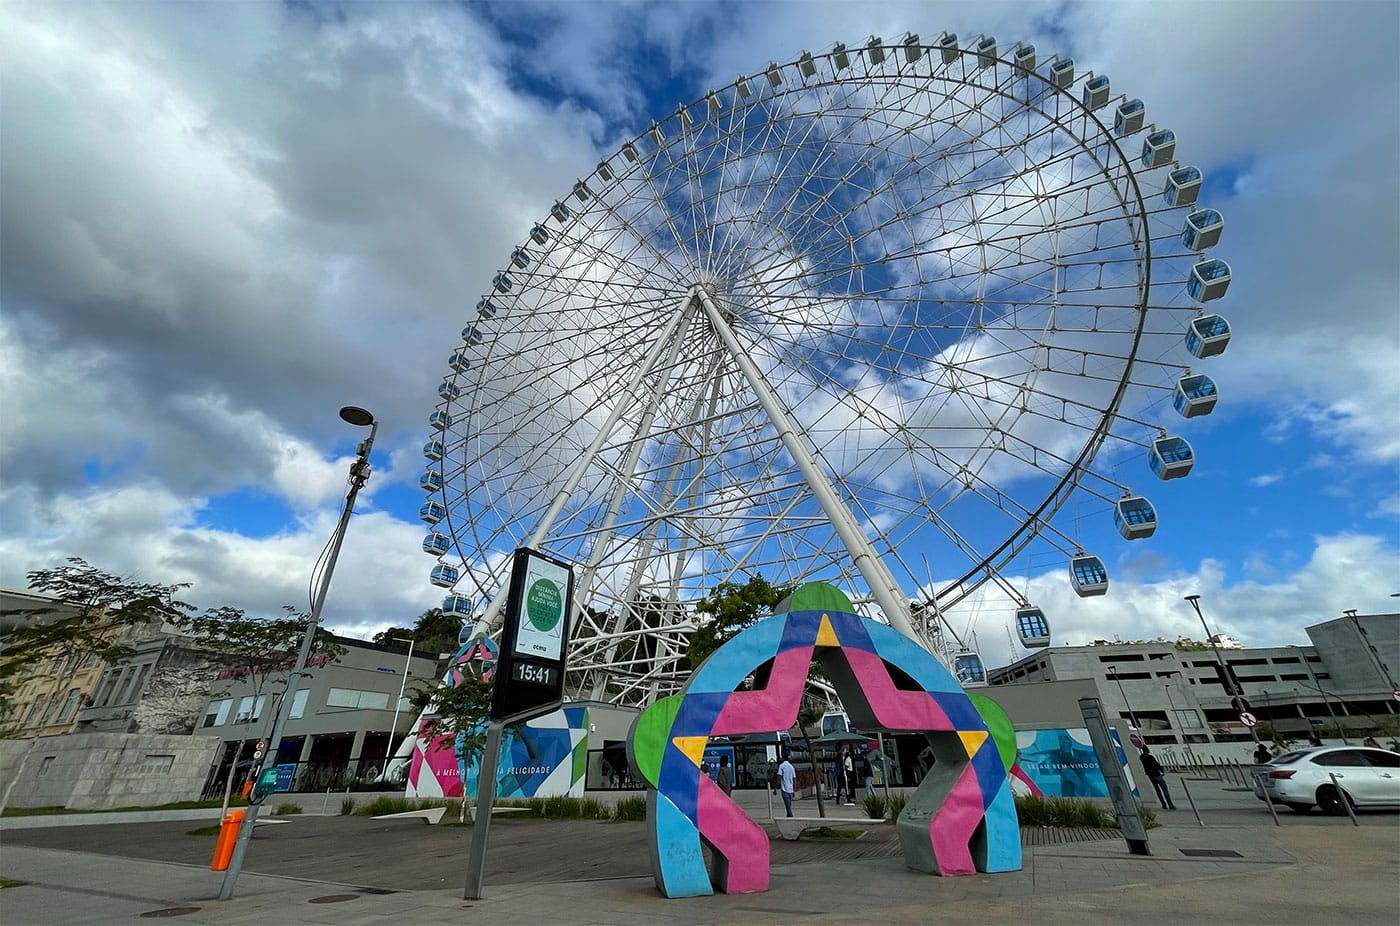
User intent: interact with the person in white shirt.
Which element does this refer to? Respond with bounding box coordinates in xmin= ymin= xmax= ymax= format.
xmin=842 ymin=749 xmax=856 ymax=805
xmin=775 ymin=753 xmax=796 ymax=817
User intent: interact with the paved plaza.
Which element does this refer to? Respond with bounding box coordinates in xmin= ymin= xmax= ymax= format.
xmin=2 ymin=775 xmax=1397 ymax=925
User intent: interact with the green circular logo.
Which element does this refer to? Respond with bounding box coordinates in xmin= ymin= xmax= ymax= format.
xmin=525 ymin=578 xmax=562 ymax=631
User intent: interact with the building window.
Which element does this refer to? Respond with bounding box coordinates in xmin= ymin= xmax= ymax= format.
xmin=203 ymin=699 xmax=232 ymax=728
xmin=24 ymin=695 xmax=45 ymax=726
xmin=326 ymin=688 xmax=390 ymax=710
xmin=137 ymin=755 xmax=176 ymax=776
xmin=289 ymin=689 xmax=309 ymax=720
xmin=56 ymin=688 xmax=83 ymax=722
xmin=38 ymin=756 xmax=55 ymax=777
xmin=38 ymin=692 xmax=60 ymax=725
xmin=234 ymin=696 xmax=254 ymax=723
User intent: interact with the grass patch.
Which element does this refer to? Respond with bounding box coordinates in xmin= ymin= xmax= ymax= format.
xmin=524 ymin=795 xmax=612 ymax=820
xmin=187 ymin=825 xmax=221 ymax=837
xmin=803 ymin=826 xmax=863 ymax=839
xmin=2 ymin=798 xmax=247 ymax=818
xmin=1015 ymin=795 xmax=1116 ymax=829
xmin=862 ymin=794 xmax=887 ymax=820
xmin=612 ymin=795 xmax=647 ymax=822
xmin=0 ymin=878 xmax=29 ymax=889
xmin=340 ymin=797 xmax=356 ymax=816
xmin=1136 ymin=802 xmax=1159 ymax=830
xmin=273 ymin=802 xmax=302 ymax=816
xmin=885 ymin=791 xmax=908 ymax=822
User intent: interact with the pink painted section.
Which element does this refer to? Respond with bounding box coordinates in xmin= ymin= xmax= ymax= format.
xmin=409 ymin=734 xmax=463 ymax=798
xmin=710 ymin=645 xmax=811 ymax=735
xmin=695 ymin=773 xmax=769 ymax=893
xmin=843 ymin=648 xmax=954 ymax=731
xmin=927 ymin=763 xmax=986 ymax=875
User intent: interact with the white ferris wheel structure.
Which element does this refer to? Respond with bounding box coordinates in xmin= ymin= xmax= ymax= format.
xmin=419 ymin=31 xmax=1235 ymax=705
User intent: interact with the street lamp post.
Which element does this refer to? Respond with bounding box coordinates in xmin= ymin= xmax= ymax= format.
xmin=1293 ymin=645 xmax=1347 ymax=744
xmin=1183 ymin=594 xmax=1262 ymax=747
xmin=383 ymin=635 xmax=415 ymax=778
xmin=1342 ymin=608 xmax=1397 ymax=692
xmin=1106 ymin=666 xmax=1140 ymax=731
xmin=219 ymin=406 xmax=377 ymax=901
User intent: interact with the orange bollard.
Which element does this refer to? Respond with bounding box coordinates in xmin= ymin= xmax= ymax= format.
xmin=211 ymin=808 xmax=247 ymax=871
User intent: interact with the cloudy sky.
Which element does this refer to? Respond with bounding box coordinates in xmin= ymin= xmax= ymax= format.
xmin=2 ymin=0 xmax=1396 ymax=670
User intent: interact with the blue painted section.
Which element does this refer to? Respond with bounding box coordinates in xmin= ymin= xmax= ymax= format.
xmin=653 ymin=792 xmax=711 ymax=897
xmin=980 ymin=778 xmax=1023 ymax=872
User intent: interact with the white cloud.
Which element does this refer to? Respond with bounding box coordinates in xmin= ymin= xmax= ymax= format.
xmin=1248 ymin=472 xmax=1282 ymax=488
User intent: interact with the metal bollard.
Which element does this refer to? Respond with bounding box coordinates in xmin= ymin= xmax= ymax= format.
xmin=1253 ymin=771 xmax=1281 ymax=826
xmin=1328 ymin=773 xmax=1360 ymax=827
xmin=1178 ymin=778 xmax=1206 ymax=827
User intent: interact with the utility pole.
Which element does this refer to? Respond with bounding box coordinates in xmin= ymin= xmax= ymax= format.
xmin=1184 ymin=594 xmax=1262 ymax=747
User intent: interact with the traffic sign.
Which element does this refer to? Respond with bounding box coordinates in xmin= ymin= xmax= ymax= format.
xmin=1129 ymin=733 xmax=1145 ymax=750
xmin=1238 ymin=710 xmax=1258 ymax=727
xmin=1392 ymin=689 xmax=1399 ymax=702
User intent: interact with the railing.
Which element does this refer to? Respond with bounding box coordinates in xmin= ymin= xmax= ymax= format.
xmin=199 ymin=756 xmax=403 ymax=800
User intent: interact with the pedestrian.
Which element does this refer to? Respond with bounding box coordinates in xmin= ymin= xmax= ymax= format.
xmin=1362 ymin=736 xmax=1380 ymax=749
xmin=775 ymin=751 xmax=796 ymax=817
xmin=833 ymin=757 xmax=847 ymax=803
xmin=861 ymin=753 xmax=875 ymax=798
xmin=717 ymin=754 xmax=733 ymax=796
xmin=842 ymin=748 xmax=856 ymax=805
xmin=1139 ymin=747 xmax=1175 ymax=810
xmin=1253 ymin=743 xmax=1271 ymax=765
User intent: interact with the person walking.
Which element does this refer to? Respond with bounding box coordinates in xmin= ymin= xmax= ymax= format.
xmin=842 ymin=748 xmax=856 ymax=805
xmin=1253 ymin=743 xmax=1272 ymax=765
xmin=861 ymin=753 xmax=875 ymax=798
xmin=717 ymin=755 xmax=733 ymax=796
xmin=833 ymin=756 xmax=847 ymax=804
xmin=1139 ymin=747 xmax=1175 ymax=810
xmin=775 ymin=752 xmax=796 ymax=817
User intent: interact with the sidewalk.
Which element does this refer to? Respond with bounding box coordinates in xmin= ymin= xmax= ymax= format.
xmin=2 ymin=778 xmax=1396 ymax=925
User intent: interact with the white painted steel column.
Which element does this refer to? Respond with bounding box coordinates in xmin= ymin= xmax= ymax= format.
xmin=693 ymin=288 xmax=921 ymax=647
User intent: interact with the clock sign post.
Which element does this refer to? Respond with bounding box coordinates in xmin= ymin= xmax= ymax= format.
xmin=465 ymin=547 xmax=574 ymax=900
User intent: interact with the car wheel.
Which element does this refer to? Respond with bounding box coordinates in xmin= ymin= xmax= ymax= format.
xmin=1284 ymin=802 xmax=1313 ymax=814
xmin=1316 ymin=786 xmax=1351 ymax=816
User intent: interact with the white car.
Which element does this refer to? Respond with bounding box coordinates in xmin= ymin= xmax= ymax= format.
xmin=1254 ymin=745 xmax=1400 ymax=814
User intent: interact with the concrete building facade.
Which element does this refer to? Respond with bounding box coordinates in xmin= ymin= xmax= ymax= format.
xmin=988 ymin=612 xmax=1399 ymax=745
xmin=193 ymin=635 xmax=441 ymax=794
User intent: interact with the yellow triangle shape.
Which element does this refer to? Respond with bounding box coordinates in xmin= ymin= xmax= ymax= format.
xmin=672 ymin=736 xmax=708 ymax=765
xmin=958 ymin=730 xmax=989 ymax=756
xmin=815 ymin=614 xmax=840 ymax=647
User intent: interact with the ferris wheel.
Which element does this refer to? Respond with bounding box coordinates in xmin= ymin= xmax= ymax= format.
xmin=419 ymin=31 xmax=1234 ymax=703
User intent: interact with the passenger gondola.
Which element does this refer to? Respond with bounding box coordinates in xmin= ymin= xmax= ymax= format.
xmin=1150 ymin=434 xmax=1195 ymax=480
xmin=1070 ymin=554 xmax=1109 ymax=597
xmin=1016 ymin=607 xmax=1051 ymax=648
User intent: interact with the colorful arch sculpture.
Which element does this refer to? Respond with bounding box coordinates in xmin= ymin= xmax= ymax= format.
xmin=627 ymin=582 xmax=1022 ymax=898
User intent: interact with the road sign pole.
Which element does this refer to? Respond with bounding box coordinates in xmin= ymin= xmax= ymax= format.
xmin=464 ymin=721 xmax=505 ymax=900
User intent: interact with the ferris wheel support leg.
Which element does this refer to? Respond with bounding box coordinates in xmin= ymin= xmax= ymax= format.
xmin=693 ymin=287 xmax=922 ymax=649
xmin=473 ymin=293 xmax=700 ymax=636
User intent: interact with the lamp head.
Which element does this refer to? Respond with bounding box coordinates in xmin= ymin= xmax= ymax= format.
xmin=339 ymin=406 xmax=375 ymax=427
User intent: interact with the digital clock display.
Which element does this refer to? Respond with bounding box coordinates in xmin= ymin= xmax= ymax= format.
xmin=512 ymin=661 xmax=558 ymax=687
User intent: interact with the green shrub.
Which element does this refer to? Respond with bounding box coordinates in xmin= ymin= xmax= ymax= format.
xmin=273 ymin=802 xmax=303 ymax=816
xmin=862 ymin=794 xmax=887 ymax=820
xmin=885 ymin=791 xmax=908 ymax=822
xmin=354 ymin=795 xmax=417 ymax=817
xmin=612 ymin=795 xmax=647 ymax=821
xmin=1014 ymin=794 xmax=1115 ymax=828
xmin=1135 ymin=801 xmax=1159 ymax=830
xmin=340 ymin=797 xmax=356 ymax=816
xmin=520 ymin=795 xmax=612 ymax=820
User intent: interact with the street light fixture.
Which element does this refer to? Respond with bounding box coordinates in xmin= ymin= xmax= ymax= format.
xmin=1291 ymin=645 xmax=1347 ymax=744
xmin=1184 ymin=594 xmax=1262 ymax=747
xmin=219 ymin=406 xmax=378 ymax=901
xmin=384 ymin=635 xmax=416 ymax=778
xmin=1105 ymin=665 xmax=1140 ymax=730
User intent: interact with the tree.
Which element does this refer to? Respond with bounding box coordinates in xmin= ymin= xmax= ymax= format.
xmin=1 ymin=558 xmax=195 ymax=734
xmin=374 ymin=608 xmax=464 ymax=660
xmin=686 ymin=574 xmax=794 ymax=670
xmin=175 ymin=605 xmax=343 ymax=812
xmin=409 ymin=672 xmax=494 ymax=821
xmin=0 ymin=558 xmax=195 ymax=814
